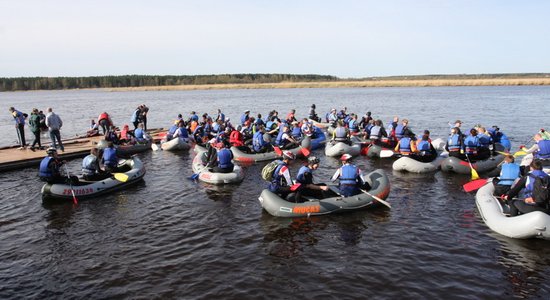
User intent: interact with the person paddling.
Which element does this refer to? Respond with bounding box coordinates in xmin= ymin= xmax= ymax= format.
xmin=331 ymin=154 xmax=368 ymax=197
xmin=294 ymin=156 xmax=329 ymax=202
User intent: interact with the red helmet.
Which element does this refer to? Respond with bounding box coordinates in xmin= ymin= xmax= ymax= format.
xmin=340 ymin=153 xmax=353 ymax=161
xmin=282 ymin=150 xmax=295 ymax=160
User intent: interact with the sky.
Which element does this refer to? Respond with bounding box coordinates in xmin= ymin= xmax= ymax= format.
xmin=0 ymin=0 xmax=549 ymax=78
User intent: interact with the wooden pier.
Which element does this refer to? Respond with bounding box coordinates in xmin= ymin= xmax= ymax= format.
xmin=0 ymin=128 xmax=165 ymax=173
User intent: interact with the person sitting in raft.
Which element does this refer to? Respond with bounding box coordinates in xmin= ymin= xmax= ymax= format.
xmin=519 ymin=133 xmax=550 ymax=169
xmin=86 ymin=119 xmax=100 ymax=137
xmin=172 ymin=121 xmax=189 ymax=142
xmin=449 ymin=119 xmax=464 ymax=137
xmin=308 ymin=104 xmax=320 ymax=122
xmin=359 ymin=111 xmax=373 ymax=129
xmin=492 ymin=155 xmax=521 ymax=197
xmin=463 ymin=128 xmax=489 ymax=161
xmin=119 ymin=124 xmax=134 ymax=144
xmin=97 ymin=112 xmax=113 ymax=136
xmin=101 ymin=142 xmax=119 ymax=173
xmin=368 ymin=119 xmax=388 ymax=145
xmin=240 ymin=110 xmax=251 ymax=125
xmin=488 ymin=126 xmax=511 ymax=151
xmin=327 ymin=108 xmax=338 ymax=126
xmin=209 ymin=142 xmax=235 ymax=173
xmin=445 ymin=127 xmax=464 ymax=159
xmin=331 ymin=154 xmax=368 ymax=197
xmin=290 ymin=121 xmax=303 ymax=141
xmin=229 ymin=125 xmax=245 ymax=147
xmin=252 ymin=126 xmax=272 ymax=153
xmin=394 ymin=118 xmax=411 ymax=141
xmin=394 ymin=131 xmax=417 ymax=156
xmin=285 ymin=109 xmax=297 ymax=124
xmin=105 ymin=125 xmax=120 ymax=145
xmin=38 ymin=148 xmax=66 ymax=184
xmin=275 ymin=124 xmax=299 ymax=150
xmin=477 ymin=126 xmax=495 ymax=153
xmin=408 ymin=130 xmax=437 ymax=162
xmin=268 ymin=151 xmax=296 ymax=199
xmin=387 ymin=116 xmax=399 ymax=140
xmin=348 ymin=113 xmax=360 ymax=135
xmin=82 ymin=147 xmax=110 ymax=181
xmin=502 ymin=160 xmax=550 ymax=216
xmin=331 ymin=121 xmax=351 ymax=145
xmin=293 ymin=156 xmax=330 ymax=202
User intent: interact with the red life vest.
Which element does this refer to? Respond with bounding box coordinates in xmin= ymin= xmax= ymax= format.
xmin=230 ymin=130 xmax=244 ymax=147
xmin=98 ymin=112 xmax=110 ymax=125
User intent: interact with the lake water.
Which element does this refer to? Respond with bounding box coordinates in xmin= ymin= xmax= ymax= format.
xmin=1 ymin=86 xmax=549 ymax=299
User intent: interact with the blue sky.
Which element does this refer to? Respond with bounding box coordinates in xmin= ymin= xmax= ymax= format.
xmin=0 ymin=0 xmax=548 ymax=78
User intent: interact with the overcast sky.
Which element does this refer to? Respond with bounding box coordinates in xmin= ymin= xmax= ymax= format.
xmin=0 ymin=0 xmax=548 ymax=78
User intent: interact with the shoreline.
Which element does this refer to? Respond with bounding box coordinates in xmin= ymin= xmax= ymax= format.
xmin=107 ymin=78 xmax=550 ymax=92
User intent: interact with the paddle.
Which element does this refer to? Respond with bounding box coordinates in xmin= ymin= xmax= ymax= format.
xmin=273 ymin=146 xmax=283 ymax=156
xmin=380 ymin=149 xmax=396 ymax=158
xmin=290 ymin=183 xmax=301 ymax=191
xmin=113 ymin=173 xmax=129 ymax=182
xmin=464 ymin=153 xmax=480 ymax=180
xmin=512 ymin=149 xmax=527 ymax=157
xmin=63 ymin=165 xmax=78 ymax=204
xmin=463 ymin=178 xmax=489 ymax=192
xmin=151 ymin=143 xmax=160 ymax=151
xmin=300 ymin=147 xmax=310 ymax=157
xmin=360 ymin=189 xmax=391 ymax=209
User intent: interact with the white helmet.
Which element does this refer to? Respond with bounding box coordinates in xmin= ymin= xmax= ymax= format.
xmin=283 ymin=150 xmax=295 ymax=160
xmin=340 ymin=153 xmax=353 ymax=161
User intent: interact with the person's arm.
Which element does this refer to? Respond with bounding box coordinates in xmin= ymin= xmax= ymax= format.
xmin=522 ymin=144 xmax=538 ymax=154
xmin=410 ymin=141 xmax=417 ymax=153
xmin=280 ymin=166 xmax=294 ymax=185
xmin=505 ymin=176 xmax=527 ymax=199
xmin=331 ymin=169 xmax=341 ymax=182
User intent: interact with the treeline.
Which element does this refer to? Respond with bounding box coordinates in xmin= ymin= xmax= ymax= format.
xmin=0 ymin=74 xmax=339 ymax=92
xmin=356 ymin=73 xmax=550 ymax=81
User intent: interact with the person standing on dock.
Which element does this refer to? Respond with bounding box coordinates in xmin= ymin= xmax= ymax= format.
xmin=45 ymin=107 xmax=64 ymax=152
xmin=97 ymin=112 xmax=113 ymax=135
xmin=28 ymin=108 xmax=42 ymax=151
xmin=8 ymin=107 xmax=27 ymax=149
xmin=140 ymin=104 xmax=149 ymax=131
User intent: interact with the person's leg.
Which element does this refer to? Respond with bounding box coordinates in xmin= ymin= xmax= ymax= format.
xmin=49 ymin=129 xmax=57 ymax=149
xmin=54 ymin=130 xmax=64 ymax=151
xmin=143 ymin=117 xmax=147 ymax=131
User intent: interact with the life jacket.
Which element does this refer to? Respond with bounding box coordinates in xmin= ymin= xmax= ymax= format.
xmin=525 ymin=170 xmax=549 ymax=198
xmin=103 ymin=147 xmax=118 ymax=167
xmin=190 ymin=121 xmax=198 ymax=133
xmin=39 ymin=157 xmax=53 ymax=178
xmin=291 ymin=127 xmax=302 ymax=139
xmin=13 ymin=110 xmax=25 ymax=124
xmin=252 ymin=132 xmax=268 ymax=152
xmin=230 ymin=130 xmax=244 ymax=147
xmin=190 ymin=114 xmax=199 ymax=122
xmin=339 ymin=165 xmax=358 ymax=185
xmin=217 ymin=113 xmax=225 ymax=122
xmin=217 ymin=148 xmax=234 ymax=169
xmin=417 ymin=140 xmax=431 ymax=152
xmin=478 ymin=134 xmax=492 ymax=147
xmin=131 ymin=109 xmax=140 ymax=122
xmin=120 ymin=127 xmax=130 ymax=140
xmin=168 ymin=125 xmax=178 ymax=135
xmin=370 ymin=126 xmax=381 ymax=139
xmin=106 ymin=130 xmax=119 ymax=143
xmin=212 ymin=123 xmax=221 ymax=133
xmin=296 ymin=166 xmax=312 ymax=184
xmin=334 ymin=127 xmax=347 ymax=140
xmin=349 ymin=119 xmax=358 ymax=133
xmin=82 ymin=154 xmax=98 ymax=176
xmin=240 ymin=114 xmax=249 ymax=125
xmin=399 ymin=137 xmax=412 ymax=155
xmin=275 ymin=125 xmax=286 ymax=146
xmin=498 ymin=163 xmax=520 ymax=186
xmin=463 ymin=135 xmax=480 ymax=155
xmin=536 ymin=140 xmax=550 ymax=159
xmin=134 ymin=128 xmax=145 ymax=141
xmin=98 ymin=113 xmax=109 ymax=124
xmin=395 ymin=124 xmax=406 ymax=139
xmin=447 ymin=134 xmax=461 ymax=151
xmin=270 ymin=163 xmax=290 ymax=191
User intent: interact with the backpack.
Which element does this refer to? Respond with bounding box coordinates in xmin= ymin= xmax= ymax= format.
xmin=532 ymin=175 xmax=550 ymax=206
xmin=261 ymin=160 xmax=283 ymax=182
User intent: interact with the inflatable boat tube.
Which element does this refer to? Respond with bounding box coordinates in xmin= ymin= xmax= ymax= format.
xmin=161 ymin=137 xmax=191 ymax=151
xmin=310 ymin=128 xmax=327 ymax=150
xmin=97 ymin=139 xmax=152 ymax=157
xmin=440 ymin=154 xmax=504 ymax=175
xmin=325 ymin=141 xmax=361 ymax=157
xmin=476 ymin=182 xmax=550 ymax=239
xmin=41 ymin=157 xmax=145 ymax=200
xmin=258 ymin=169 xmax=390 ymax=217
xmin=231 ymin=137 xmax=311 ymax=163
xmin=308 ymin=119 xmax=331 ymax=129
xmin=192 ymin=149 xmax=244 ymax=184
xmin=392 ymin=138 xmax=448 ymax=173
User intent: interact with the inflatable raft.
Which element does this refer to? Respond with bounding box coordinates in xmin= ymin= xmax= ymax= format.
xmin=392 ymin=138 xmax=448 ymax=173
xmin=41 ymin=157 xmax=146 ymax=200
xmin=97 ymin=139 xmax=152 ymax=157
xmin=160 ymin=137 xmax=191 ymax=151
xmin=325 ymin=141 xmax=361 ymax=157
xmin=310 ymin=127 xmax=327 ymax=150
xmin=308 ymin=119 xmax=332 ymax=129
xmin=440 ymin=154 xmax=504 ymax=175
xmin=231 ymin=137 xmax=311 ymax=163
xmin=258 ymin=169 xmax=390 ymax=217
xmin=192 ymin=148 xmax=244 ymax=184
xmin=476 ymin=182 xmax=550 ymax=239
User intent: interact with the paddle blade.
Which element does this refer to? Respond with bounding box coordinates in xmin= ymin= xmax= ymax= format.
xmin=470 ymin=168 xmax=480 ymax=180
xmin=273 ymin=146 xmax=283 ymax=156
xmin=463 ymin=179 xmax=488 ymax=192
xmin=72 ymin=194 xmax=78 ymax=204
xmin=190 ymin=173 xmax=200 ymax=180
xmin=380 ymin=150 xmax=395 ymax=158
xmin=290 ymin=183 xmax=301 ymax=191
xmin=513 ymin=150 xmax=527 ymax=157
xmin=151 ymin=143 xmax=159 ymax=151
xmin=113 ymin=173 xmax=129 ymax=182
xmin=300 ymin=147 xmax=310 ymax=157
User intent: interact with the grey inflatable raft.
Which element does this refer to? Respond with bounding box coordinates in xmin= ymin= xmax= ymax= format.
xmin=476 ymin=181 xmax=550 ymax=239
xmin=392 ymin=138 xmax=448 ymax=173
xmin=41 ymin=157 xmax=145 ymax=200
xmin=231 ymin=137 xmax=311 ymax=163
xmin=258 ymin=169 xmax=390 ymax=217
xmin=97 ymin=139 xmax=152 ymax=156
xmin=161 ymin=137 xmax=191 ymax=151
xmin=440 ymin=154 xmax=504 ymax=175
xmin=192 ymin=148 xmax=244 ymax=184
xmin=324 ymin=141 xmax=361 ymax=157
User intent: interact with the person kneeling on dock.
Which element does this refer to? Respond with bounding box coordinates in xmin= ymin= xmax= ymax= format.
xmin=294 ymin=156 xmax=329 ymax=202
xmin=331 ymin=154 xmax=369 ymax=197
xmin=82 ymin=147 xmax=111 ymax=181
xmin=101 ymin=142 xmax=119 ymax=173
xmin=38 ymin=148 xmax=66 ymax=184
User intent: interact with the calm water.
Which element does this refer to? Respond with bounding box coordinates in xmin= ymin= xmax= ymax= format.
xmin=1 ymin=86 xmax=549 ymax=299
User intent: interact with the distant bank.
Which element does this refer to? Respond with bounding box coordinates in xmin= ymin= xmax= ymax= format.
xmin=1 ymin=73 xmax=550 ymax=92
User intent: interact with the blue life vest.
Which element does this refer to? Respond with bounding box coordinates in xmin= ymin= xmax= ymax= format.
xmin=240 ymin=114 xmax=249 ymax=125
xmin=335 ymin=127 xmax=347 ymax=139
xmin=134 ymin=128 xmax=145 ymax=140
xmin=190 ymin=114 xmax=199 ymax=122
xmin=349 ymin=120 xmax=358 ymax=132
xmin=463 ymin=135 xmax=480 ymax=154
xmin=275 ymin=125 xmax=286 ymax=145
xmin=339 ymin=165 xmax=358 ymax=185
xmin=296 ymin=166 xmax=312 ymax=184
xmin=448 ymin=134 xmax=461 ymax=151
xmin=212 ymin=123 xmax=221 ymax=133
xmin=252 ymin=132 xmax=266 ymax=152
xmin=498 ymin=163 xmax=520 ymax=186
xmin=478 ymin=134 xmax=492 ymax=147
xmin=39 ymin=157 xmax=53 ymax=178
xmin=266 ymin=121 xmax=275 ymax=131
xmin=399 ymin=137 xmax=412 ymax=154
xmin=291 ymin=127 xmax=302 ymax=139
xmin=269 ymin=162 xmax=288 ymax=191
xmin=536 ymin=140 xmax=550 ymax=159
xmin=103 ymin=147 xmax=118 ymax=167
xmin=525 ymin=170 xmax=549 ymax=198
xmin=417 ymin=140 xmax=430 ymax=151
xmin=177 ymin=127 xmax=189 ymax=139
xmin=168 ymin=125 xmax=178 ymax=138
xmin=343 ymin=115 xmax=351 ymax=125
xmin=370 ymin=126 xmax=381 ymax=139
xmin=217 ymin=113 xmax=225 ymax=122
xmin=395 ymin=124 xmax=406 ymax=139
xmin=82 ymin=154 xmax=98 ymax=176
xmin=217 ymin=148 xmax=234 ymax=169
xmin=193 ymin=125 xmax=204 ymax=139
xmin=500 ymin=133 xmax=511 ymax=151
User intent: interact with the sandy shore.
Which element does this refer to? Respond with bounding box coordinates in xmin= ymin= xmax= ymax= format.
xmin=108 ymin=77 xmax=550 ymax=92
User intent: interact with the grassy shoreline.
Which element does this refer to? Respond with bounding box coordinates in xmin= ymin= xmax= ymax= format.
xmin=108 ymin=77 xmax=550 ymax=92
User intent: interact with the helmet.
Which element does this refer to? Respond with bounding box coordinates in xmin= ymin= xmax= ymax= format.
xmin=308 ymin=156 xmax=320 ymax=165
xmin=311 ymin=104 xmax=316 ymax=108
xmin=46 ymin=147 xmax=57 ymax=155
xmin=340 ymin=154 xmax=352 ymax=161
xmin=282 ymin=150 xmax=295 ymax=160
